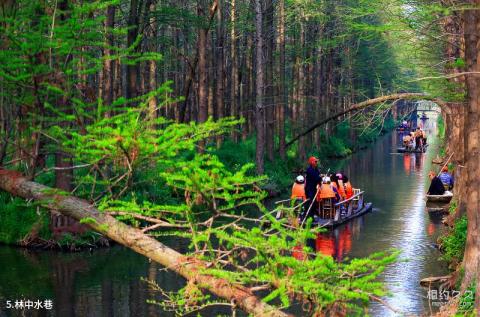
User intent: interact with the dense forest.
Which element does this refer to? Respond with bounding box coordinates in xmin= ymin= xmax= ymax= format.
xmin=0 ymin=0 xmax=480 ymax=315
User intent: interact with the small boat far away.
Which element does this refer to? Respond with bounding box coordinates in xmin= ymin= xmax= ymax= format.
xmin=397 ymin=144 xmax=429 ymax=153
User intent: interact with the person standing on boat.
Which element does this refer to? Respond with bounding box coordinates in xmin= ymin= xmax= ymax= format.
xmin=427 ymin=171 xmax=446 ymax=195
xmin=403 ymin=134 xmax=412 ymax=149
xmin=304 ymin=156 xmax=321 ymax=220
xmin=421 ymin=129 xmax=427 ymax=146
xmin=439 ymin=166 xmax=454 ymax=190
xmin=414 ymin=128 xmax=423 ymax=150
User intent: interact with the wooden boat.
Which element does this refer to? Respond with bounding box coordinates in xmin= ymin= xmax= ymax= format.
xmin=426 ymin=191 xmax=453 ymax=203
xmin=397 ymin=144 xmax=428 ymax=153
xmin=314 ymin=191 xmax=373 ymax=228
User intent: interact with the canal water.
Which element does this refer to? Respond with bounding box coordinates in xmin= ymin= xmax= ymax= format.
xmin=0 ymin=116 xmax=449 ymax=316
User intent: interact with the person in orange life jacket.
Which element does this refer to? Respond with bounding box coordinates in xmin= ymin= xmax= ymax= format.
xmin=342 ymin=176 xmax=354 ymax=199
xmin=291 ymin=175 xmax=306 ymax=201
xmin=332 ymin=173 xmax=347 ymax=200
xmin=317 ymin=177 xmax=340 ymax=202
xmin=317 ymin=177 xmax=336 ymax=200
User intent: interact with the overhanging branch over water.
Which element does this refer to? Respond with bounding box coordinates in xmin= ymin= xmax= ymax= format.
xmin=285 ymin=93 xmax=447 ymax=148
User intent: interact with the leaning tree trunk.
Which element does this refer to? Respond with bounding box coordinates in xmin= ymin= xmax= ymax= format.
xmin=0 ymin=169 xmax=290 ymax=317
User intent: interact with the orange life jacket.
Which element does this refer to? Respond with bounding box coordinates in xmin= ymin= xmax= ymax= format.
xmin=291 ymin=183 xmax=306 ymax=200
xmin=344 ymin=181 xmax=353 ymax=199
xmin=318 ymin=183 xmax=336 ymax=200
xmin=334 ymin=181 xmax=347 ymax=200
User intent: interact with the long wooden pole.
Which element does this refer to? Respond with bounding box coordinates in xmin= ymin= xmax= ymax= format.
xmin=0 ymin=169 xmax=291 ymax=317
xmin=437 ymin=152 xmax=455 ymax=177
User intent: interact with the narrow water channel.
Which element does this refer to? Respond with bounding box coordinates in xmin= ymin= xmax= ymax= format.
xmin=316 ymin=115 xmax=449 ymax=316
xmin=0 ymin=116 xmax=449 ymax=316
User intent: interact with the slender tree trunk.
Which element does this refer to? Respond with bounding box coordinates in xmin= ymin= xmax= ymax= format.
xmin=230 ymin=0 xmax=239 ymax=142
xmin=103 ymin=5 xmax=115 ymax=116
xmin=276 ymin=0 xmax=286 ymax=159
xmin=297 ymin=20 xmax=306 ymax=161
xmin=126 ymin=0 xmax=141 ymax=99
xmin=216 ymin=0 xmax=225 ymax=147
xmin=147 ymin=1 xmax=157 ymax=120
xmin=265 ymin=0 xmax=274 ymax=161
xmin=245 ymin=32 xmax=254 ymax=138
xmin=254 ymin=0 xmax=265 ymax=174
xmin=197 ymin=1 xmax=208 ymax=152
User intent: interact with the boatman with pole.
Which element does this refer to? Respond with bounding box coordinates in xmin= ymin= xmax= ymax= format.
xmin=303 ymin=156 xmax=321 ymax=222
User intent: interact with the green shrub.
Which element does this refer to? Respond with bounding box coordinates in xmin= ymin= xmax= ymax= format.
xmin=0 ymin=192 xmax=51 ymax=244
xmin=456 ymin=285 xmax=475 ymax=316
xmin=439 ymin=216 xmax=467 ymax=263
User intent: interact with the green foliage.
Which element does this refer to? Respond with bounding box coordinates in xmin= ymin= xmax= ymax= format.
xmin=456 ymin=285 xmax=476 ymax=316
xmin=56 ymin=231 xmax=105 ymax=249
xmin=439 ymin=216 xmax=467 ymax=264
xmin=0 ymin=193 xmax=50 ymax=244
xmin=437 ymin=114 xmax=446 ymax=140
xmin=449 ymin=200 xmax=458 ymax=215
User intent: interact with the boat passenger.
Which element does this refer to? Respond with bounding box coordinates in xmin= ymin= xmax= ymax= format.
xmin=439 ymin=166 xmax=454 ymax=190
xmin=317 ymin=177 xmax=337 ymax=200
xmin=427 ymin=171 xmax=446 ymax=195
xmin=343 ymin=176 xmax=354 ymax=199
xmin=291 ymin=175 xmax=306 ymax=201
xmin=333 ymin=173 xmax=347 ymax=200
xmin=403 ymin=134 xmax=412 ymax=149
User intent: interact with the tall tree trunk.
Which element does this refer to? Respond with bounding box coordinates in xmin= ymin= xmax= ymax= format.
xmin=197 ymin=1 xmax=208 ymax=152
xmin=215 ymin=0 xmax=225 ymax=148
xmin=254 ymin=0 xmax=265 ymax=174
xmin=265 ymin=0 xmax=274 ymax=161
xmin=126 ymin=0 xmax=141 ymax=99
xmin=230 ymin=0 xmax=239 ymax=142
xmin=103 ymin=5 xmax=115 ymax=116
xmin=297 ymin=20 xmax=306 ymax=162
xmin=461 ymin=5 xmax=480 ymax=309
xmin=276 ymin=0 xmax=286 ymax=159
xmin=147 ymin=1 xmax=157 ymax=120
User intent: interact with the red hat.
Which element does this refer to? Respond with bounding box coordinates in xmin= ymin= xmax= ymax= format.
xmin=308 ymin=156 xmax=319 ymax=165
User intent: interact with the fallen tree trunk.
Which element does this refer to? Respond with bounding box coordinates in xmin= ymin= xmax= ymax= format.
xmin=285 ymin=93 xmax=446 ymax=148
xmin=0 ymin=169 xmax=291 ymax=317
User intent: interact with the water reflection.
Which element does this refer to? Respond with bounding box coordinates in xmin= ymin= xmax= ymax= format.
xmin=0 ymin=246 xmax=183 ymax=317
xmin=316 ymin=217 xmax=363 ymax=262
